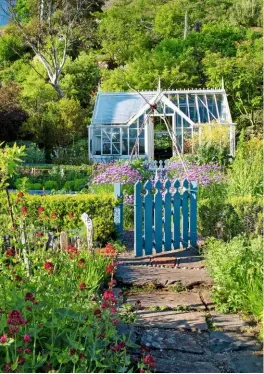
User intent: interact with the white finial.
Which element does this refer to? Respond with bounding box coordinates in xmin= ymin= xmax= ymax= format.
xmin=158 ymin=76 xmax=161 ymax=92
xmin=221 ymin=77 xmax=225 ymax=90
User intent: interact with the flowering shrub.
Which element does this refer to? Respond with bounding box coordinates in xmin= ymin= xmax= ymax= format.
xmin=167 ymin=160 xmax=225 ymax=186
xmin=0 ymin=243 xmax=148 ymax=373
xmin=93 ymin=163 xmax=142 ymax=185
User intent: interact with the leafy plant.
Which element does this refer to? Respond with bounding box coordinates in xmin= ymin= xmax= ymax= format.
xmin=204 ymin=236 xmax=263 ymax=330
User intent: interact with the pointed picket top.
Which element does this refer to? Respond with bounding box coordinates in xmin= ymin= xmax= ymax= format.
xmin=135 ymin=180 xmax=142 ymax=190
xmin=144 ymin=180 xmax=153 ymax=191
xmin=164 ymin=179 xmax=171 ymax=190
xmin=173 ymin=179 xmax=181 ymax=189
xmin=190 ymin=181 xmax=198 ymax=190
xmin=154 ymin=180 xmax=163 ymax=190
xmin=183 ymin=179 xmax=189 ymax=190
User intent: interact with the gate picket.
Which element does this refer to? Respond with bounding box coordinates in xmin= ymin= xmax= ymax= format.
xmin=154 ymin=181 xmax=163 ymax=253
xmin=173 ymin=179 xmax=181 ymax=249
xmin=190 ymin=181 xmax=198 ymax=247
xmin=144 ymin=180 xmax=153 ymax=256
xmin=182 ymin=179 xmax=189 ymax=248
xmin=134 ymin=178 xmax=197 ymax=257
xmin=164 ymin=180 xmax=172 ymax=251
xmin=134 ymin=181 xmax=143 ymax=257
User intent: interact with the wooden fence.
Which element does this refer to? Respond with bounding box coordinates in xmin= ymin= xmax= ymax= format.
xmin=134 ymin=179 xmax=197 ymax=257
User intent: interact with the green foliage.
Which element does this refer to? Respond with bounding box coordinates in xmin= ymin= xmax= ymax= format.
xmin=0 ymin=34 xmax=23 ymax=63
xmin=0 ymin=142 xmax=26 ymax=189
xmin=0 ymin=193 xmax=117 ymax=243
xmin=198 ymin=196 xmax=262 ymax=240
xmin=15 ymin=141 xmax=46 ymax=164
xmin=196 ymin=145 xmax=231 ymax=167
xmin=44 ymin=180 xmax=59 ymax=190
xmin=204 ymin=236 xmax=263 ymax=323
xmin=0 ymin=248 xmax=139 ymax=372
xmin=228 ymin=136 xmax=263 ymax=197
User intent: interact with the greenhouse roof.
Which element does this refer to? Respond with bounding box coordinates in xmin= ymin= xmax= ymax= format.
xmin=91 ymin=88 xmax=231 ymax=126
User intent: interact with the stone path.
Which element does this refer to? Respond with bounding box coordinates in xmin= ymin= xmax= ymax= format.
xmin=116 ymin=247 xmax=263 ymax=373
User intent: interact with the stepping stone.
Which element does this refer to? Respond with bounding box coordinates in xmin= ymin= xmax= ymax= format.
xmin=211 ymin=312 xmax=251 ymax=331
xmin=199 ymin=289 xmax=214 ymax=309
xmin=116 ymin=265 xmax=213 ymax=288
xmin=126 ymin=291 xmax=206 ymax=310
xmin=229 ymin=351 xmax=264 ymax=373
xmin=209 ymin=331 xmax=262 ymax=353
xmin=150 ymin=350 xmax=220 ymax=373
xmin=140 ymin=328 xmax=205 ymax=354
xmin=134 ymin=310 xmax=208 ymax=331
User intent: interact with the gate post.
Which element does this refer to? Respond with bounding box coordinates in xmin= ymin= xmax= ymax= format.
xmin=114 ymin=183 xmax=123 ymax=238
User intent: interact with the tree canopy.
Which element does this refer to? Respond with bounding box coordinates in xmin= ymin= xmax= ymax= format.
xmin=0 ymin=0 xmax=262 ymax=153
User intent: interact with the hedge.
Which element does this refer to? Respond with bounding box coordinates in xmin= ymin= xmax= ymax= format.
xmin=198 ymin=195 xmax=262 ymax=241
xmin=0 ymin=193 xmax=118 ymax=244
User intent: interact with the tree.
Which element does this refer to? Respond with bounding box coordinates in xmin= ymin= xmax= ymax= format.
xmin=2 ymin=0 xmax=104 ymax=97
xmin=203 ymin=36 xmax=262 ymax=134
xmin=0 ymin=83 xmax=28 ymax=141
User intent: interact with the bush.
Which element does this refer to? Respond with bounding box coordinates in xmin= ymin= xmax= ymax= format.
xmin=204 ymin=236 xmax=263 ymax=323
xmin=14 ymin=177 xmax=31 ymax=190
xmin=228 ymin=136 xmax=263 ymax=197
xmin=0 ymin=193 xmax=117 ymax=243
xmin=63 ymin=180 xmax=75 ymax=191
xmin=11 ymin=141 xmax=46 ymax=164
xmin=74 ymin=178 xmax=87 ymax=191
xmin=44 ymin=180 xmax=59 ymax=190
xmin=198 ymin=196 xmax=262 ymax=240
xmin=29 ymin=182 xmax=43 ymax=190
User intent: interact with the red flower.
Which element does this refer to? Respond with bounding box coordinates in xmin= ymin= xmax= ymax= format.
xmin=23 ymin=334 xmax=31 ymax=343
xmin=110 ymin=318 xmax=119 ymax=325
xmin=79 ymin=282 xmax=86 ymax=290
xmin=25 ymin=348 xmax=31 ymax=354
xmin=103 ymin=290 xmax=117 ymax=303
xmin=26 ymin=306 xmax=32 ymax=311
xmin=79 ymin=353 xmax=85 ymax=360
xmin=44 ymin=261 xmax=54 ymax=273
xmin=21 ymin=206 xmax=28 ymax=216
xmin=110 ymin=306 xmax=117 ymax=313
xmin=104 ymin=244 xmax=117 ymax=255
xmin=51 ymin=212 xmax=57 ymax=220
xmin=140 ymin=369 xmax=146 ymax=373
xmin=36 ymin=231 xmax=43 ymax=237
xmin=18 ymin=356 xmax=25 ymax=364
xmin=105 ymin=264 xmax=116 ymax=275
xmin=143 ymin=354 xmax=155 ymax=369
xmin=7 ymin=310 xmax=26 ymax=326
xmin=24 ymin=292 xmax=37 ymax=304
xmin=141 ymin=344 xmax=150 ymax=352
xmin=17 ymin=192 xmax=24 ymax=198
xmin=67 ymin=245 xmax=79 ymax=258
xmin=44 ymin=363 xmax=52 ymax=372
xmin=17 ymin=347 xmax=24 ymax=353
xmin=78 ymin=258 xmax=86 ymax=268
xmin=69 ymin=348 xmax=76 ymax=356
xmin=101 ymin=301 xmax=109 ymax=309
xmin=38 ymin=207 xmax=44 ymax=214
xmin=5 ymin=248 xmax=15 ymax=257
xmin=68 ymin=212 xmax=74 ymax=219
xmin=9 ymin=326 xmax=20 ymax=335
xmin=93 ymin=309 xmax=101 ymax=317
xmin=15 ymin=275 xmax=24 ymax=282
xmin=3 ymin=363 xmax=11 ymax=372
xmin=0 ymin=334 xmax=8 ymax=343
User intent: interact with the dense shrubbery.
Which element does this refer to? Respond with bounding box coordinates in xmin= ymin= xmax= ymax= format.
xmin=204 ymin=236 xmax=263 ymax=326
xmin=0 ymin=193 xmax=117 ymax=243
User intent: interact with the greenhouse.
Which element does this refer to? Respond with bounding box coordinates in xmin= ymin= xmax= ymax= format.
xmin=88 ymin=87 xmax=235 ymax=162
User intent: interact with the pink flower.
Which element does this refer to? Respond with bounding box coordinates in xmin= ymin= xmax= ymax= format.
xmin=143 ymin=354 xmax=155 ymax=369
xmin=103 ymin=290 xmax=117 ymax=303
xmin=110 ymin=306 xmax=117 ymax=313
xmin=101 ymin=301 xmax=109 ymax=309
xmin=23 ymin=334 xmax=31 ymax=343
xmin=9 ymin=326 xmax=20 ymax=335
xmin=0 ymin=334 xmax=8 ymax=343
xmin=110 ymin=318 xmax=119 ymax=325
xmin=3 ymin=363 xmax=11 ymax=372
xmin=25 ymin=348 xmax=31 ymax=354
xmin=7 ymin=310 xmax=26 ymax=326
